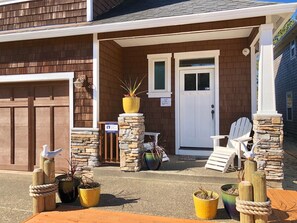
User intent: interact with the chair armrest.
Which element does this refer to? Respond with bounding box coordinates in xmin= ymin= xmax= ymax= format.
xmin=210 ymin=135 xmax=228 ymax=140
xmin=233 ymin=137 xmax=252 ymax=143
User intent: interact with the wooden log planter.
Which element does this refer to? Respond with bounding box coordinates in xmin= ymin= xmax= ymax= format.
xmin=29 ymin=153 xmax=58 ymax=214
xmin=235 ymin=160 xmax=272 ymax=223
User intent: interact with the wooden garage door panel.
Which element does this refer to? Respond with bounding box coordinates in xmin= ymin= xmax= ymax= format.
xmin=0 ymin=108 xmax=11 ymax=165
xmin=54 ymin=106 xmax=70 ymax=171
xmin=14 ymin=87 xmax=29 ymax=101
xmin=0 ymin=87 xmax=11 ymax=101
xmin=35 ymin=107 xmax=51 ymax=166
xmin=53 ymin=84 xmax=69 ymax=100
xmin=34 ymin=86 xmax=51 ymax=101
xmin=14 ymin=107 xmax=29 ymax=166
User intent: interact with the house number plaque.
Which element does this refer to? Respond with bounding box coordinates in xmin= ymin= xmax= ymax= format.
xmin=160 ymin=97 xmax=171 ymax=107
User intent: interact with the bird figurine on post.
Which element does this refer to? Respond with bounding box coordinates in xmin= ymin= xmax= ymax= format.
xmin=238 ymin=140 xmax=262 ymax=160
xmin=41 ymin=144 xmax=62 ymax=159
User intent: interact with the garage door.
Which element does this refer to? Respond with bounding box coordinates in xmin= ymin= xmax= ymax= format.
xmin=0 ymin=81 xmax=69 ymax=171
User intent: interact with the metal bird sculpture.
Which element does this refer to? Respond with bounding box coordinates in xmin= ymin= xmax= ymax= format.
xmin=41 ymin=144 xmax=62 ymax=159
xmin=238 ymin=140 xmax=262 ymax=160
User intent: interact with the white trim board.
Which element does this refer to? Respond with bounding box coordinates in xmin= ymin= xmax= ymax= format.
xmin=93 ymin=34 xmax=100 ymax=128
xmin=174 ymin=50 xmax=220 ymax=156
xmin=0 ymin=0 xmax=31 ymax=6
xmin=0 ymin=3 xmax=296 ymax=43
xmin=0 ymin=72 xmax=75 ymax=129
xmin=115 ymin=27 xmax=252 ymax=47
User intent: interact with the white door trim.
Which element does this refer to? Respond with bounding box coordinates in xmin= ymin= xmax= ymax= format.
xmin=174 ymin=50 xmax=220 ymax=155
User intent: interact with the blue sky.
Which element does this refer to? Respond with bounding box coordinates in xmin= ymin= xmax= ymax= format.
xmin=262 ymin=0 xmax=297 ymax=2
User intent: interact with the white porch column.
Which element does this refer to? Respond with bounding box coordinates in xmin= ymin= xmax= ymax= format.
xmin=250 ymin=45 xmax=257 ymax=114
xmin=253 ymin=24 xmax=284 ymax=188
xmin=92 ymin=33 xmax=99 ymax=128
xmin=257 ymin=24 xmax=277 ymax=115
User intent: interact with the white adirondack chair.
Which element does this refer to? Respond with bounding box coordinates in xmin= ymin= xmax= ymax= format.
xmin=205 ymin=117 xmax=252 ymax=172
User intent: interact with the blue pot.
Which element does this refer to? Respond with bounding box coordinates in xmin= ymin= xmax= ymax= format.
xmin=221 ymin=184 xmax=240 ymax=221
xmin=144 ymin=152 xmax=161 ymax=170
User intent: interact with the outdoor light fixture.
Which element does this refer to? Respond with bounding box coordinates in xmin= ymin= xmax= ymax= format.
xmin=74 ymin=75 xmax=86 ymax=89
xmin=242 ymin=48 xmax=250 ymax=56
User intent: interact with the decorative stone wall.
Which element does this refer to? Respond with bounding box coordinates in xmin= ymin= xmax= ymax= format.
xmin=118 ymin=114 xmax=145 ymax=172
xmin=71 ymin=129 xmax=100 ymax=169
xmin=253 ymin=114 xmax=284 ymax=188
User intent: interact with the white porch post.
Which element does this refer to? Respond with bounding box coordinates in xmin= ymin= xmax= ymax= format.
xmin=253 ymin=24 xmax=284 ymax=188
xmin=250 ymin=45 xmax=257 ymax=115
xmin=257 ymin=23 xmax=277 ymax=115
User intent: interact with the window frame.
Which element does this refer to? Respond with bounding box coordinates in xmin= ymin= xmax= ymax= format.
xmin=286 ymin=91 xmax=293 ymax=121
xmin=147 ymin=53 xmax=172 ymax=98
xmin=290 ymin=39 xmax=296 ymax=59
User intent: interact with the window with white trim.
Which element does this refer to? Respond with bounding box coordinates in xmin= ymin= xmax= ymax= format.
xmin=290 ymin=40 xmax=296 ymax=59
xmin=286 ymin=91 xmax=293 ymax=121
xmin=147 ymin=53 xmax=172 ymax=98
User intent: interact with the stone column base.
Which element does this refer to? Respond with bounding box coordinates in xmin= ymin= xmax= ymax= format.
xmin=71 ymin=129 xmax=100 ymax=169
xmin=253 ymin=114 xmax=284 ymax=189
xmin=118 ymin=113 xmax=145 ymax=172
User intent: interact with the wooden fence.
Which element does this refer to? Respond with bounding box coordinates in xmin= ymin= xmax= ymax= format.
xmin=98 ymin=121 xmax=120 ymax=164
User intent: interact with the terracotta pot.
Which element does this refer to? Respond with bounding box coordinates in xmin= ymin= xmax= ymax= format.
xmin=193 ymin=190 xmax=219 ymax=220
xmin=122 ymin=97 xmax=140 ymax=113
xmin=221 ymin=184 xmax=240 ymax=221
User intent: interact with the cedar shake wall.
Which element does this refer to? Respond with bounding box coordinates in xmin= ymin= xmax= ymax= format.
xmin=121 ymin=38 xmax=251 ymax=154
xmin=99 ymin=40 xmax=124 ymax=121
xmin=0 ymin=35 xmax=93 ymax=127
xmin=0 ymin=0 xmax=87 ymax=32
xmin=93 ymin=0 xmax=123 ymax=18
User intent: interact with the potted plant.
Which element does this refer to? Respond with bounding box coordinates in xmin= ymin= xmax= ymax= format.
xmin=119 ymin=76 xmax=145 ymax=113
xmin=220 ymin=170 xmax=243 ymax=221
xmin=193 ymin=186 xmax=219 ymax=220
xmin=221 ymin=184 xmax=240 ymax=221
xmin=78 ymin=175 xmax=101 ymax=208
xmin=56 ymin=159 xmax=80 ymax=203
xmin=143 ymin=143 xmax=165 ymax=170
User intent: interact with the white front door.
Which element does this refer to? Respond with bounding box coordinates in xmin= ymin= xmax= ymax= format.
xmin=179 ymin=69 xmax=215 ymax=149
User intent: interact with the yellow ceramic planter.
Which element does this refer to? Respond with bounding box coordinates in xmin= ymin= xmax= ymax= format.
xmin=122 ymin=97 xmax=140 ymax=113
xmin=193 ymin=191 xmax=219 ymax=220
xmin=78 ymin=186 xmax=101 ymax=208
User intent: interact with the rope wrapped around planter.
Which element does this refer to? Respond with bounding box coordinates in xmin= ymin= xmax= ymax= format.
xmin=29 ymin=180 xmax=58 ymax=197
xmin=236 ymin=197 xmax=272 ymax=216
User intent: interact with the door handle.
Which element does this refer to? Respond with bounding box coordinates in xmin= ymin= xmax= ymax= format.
xmin=211 ymin=110 xmax=215 ymax=119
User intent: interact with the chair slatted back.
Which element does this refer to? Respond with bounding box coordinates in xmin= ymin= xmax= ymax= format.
xmin=226 ymin=117 xmax=252 ymax=149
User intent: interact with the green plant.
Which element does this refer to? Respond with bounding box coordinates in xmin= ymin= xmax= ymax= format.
xmin=119 ymin=76 xmax=146 ymax=97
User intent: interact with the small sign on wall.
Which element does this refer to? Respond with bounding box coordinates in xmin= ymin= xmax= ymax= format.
xmin=105 ymin=123 xmax=119 ymax=133
xmin=160 ymin=97 xmax=171 ymax=107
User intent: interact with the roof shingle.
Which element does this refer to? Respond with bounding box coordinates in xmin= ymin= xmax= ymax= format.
xmin=94 ymin=0 xmax=277 ymax=24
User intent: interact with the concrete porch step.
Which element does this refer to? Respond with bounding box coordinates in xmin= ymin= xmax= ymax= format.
xmin=94 ymin=156 xmax=238 ymax=185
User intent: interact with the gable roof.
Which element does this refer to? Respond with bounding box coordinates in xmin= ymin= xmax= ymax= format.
xmin=95 ymin=0 xmax=277 ymax=24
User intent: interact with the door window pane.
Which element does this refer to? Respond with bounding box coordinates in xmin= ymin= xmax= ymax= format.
xmin=180 ymin=58 xmax=214 ymax=67
xmin=154 ymin=61 xmax=165 ymax=90
xmin=198 ymin=73 xmax=210 ymax=90
xmin=185 ymin=73 xmax=196 ymax=91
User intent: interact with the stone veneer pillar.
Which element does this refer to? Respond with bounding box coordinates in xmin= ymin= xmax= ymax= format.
xmin=71 ymin=129 xmax=100 ymax=169
xmin=253 ymin=114 xmax=284 ymax=188
xmin=118 ymin=113 xmax=145 ymax=172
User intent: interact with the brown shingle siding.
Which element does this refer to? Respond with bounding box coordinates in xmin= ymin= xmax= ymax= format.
xmin=0 ymin=35 xmax=93 ymax=128
xmin=99 ymin=40 xmax=124 ymax=121
xmin=0 ymin=0 xmax=87 ymax=32
xmin=117 ymin=38 xmax=251 ymax=154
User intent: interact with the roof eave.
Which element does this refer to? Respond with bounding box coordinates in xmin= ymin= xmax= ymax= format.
xmin=0 ymin=3 xmax=296 ymax=43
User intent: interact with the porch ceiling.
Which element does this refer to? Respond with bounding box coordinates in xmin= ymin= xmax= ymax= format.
xmin=113 ymin=27 xmax=253 ymax=47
